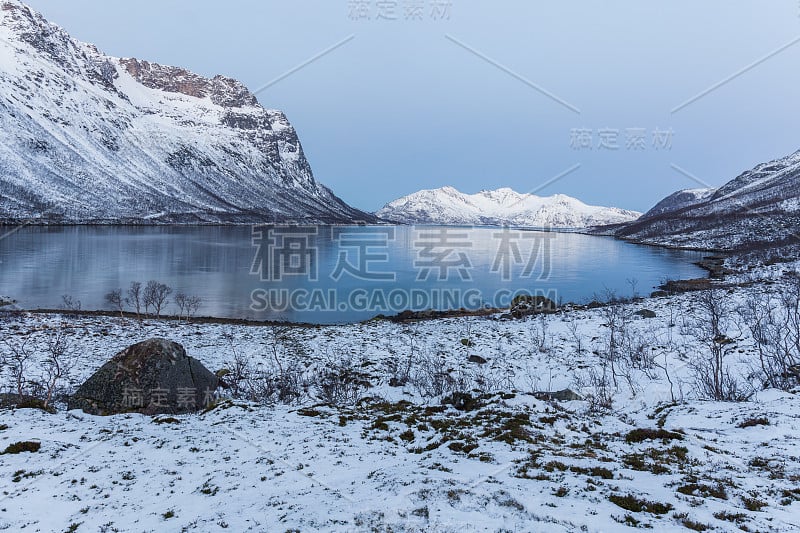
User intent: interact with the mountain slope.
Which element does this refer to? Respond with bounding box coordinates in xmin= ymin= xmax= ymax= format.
xmin=0 ymin=0 xmax=374 ymax=223
xmin=616 ymin=150 xmax=800 ymax=250
xmin=376 ymin=186 xmax=641 ymax=228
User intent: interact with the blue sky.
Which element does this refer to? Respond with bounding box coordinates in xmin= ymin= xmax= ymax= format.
xmin=25 ymin=0 xmax=800 ymax=213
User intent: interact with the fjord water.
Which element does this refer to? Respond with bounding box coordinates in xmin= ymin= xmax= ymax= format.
xmin=0 ymin=226 xmax=706 ymax=324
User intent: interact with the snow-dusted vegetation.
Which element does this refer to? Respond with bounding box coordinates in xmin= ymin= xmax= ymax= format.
xmin=1 ymin=258 xmax=799 ymax=532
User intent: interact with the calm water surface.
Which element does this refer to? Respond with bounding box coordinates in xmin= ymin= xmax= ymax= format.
xmin=0 ymin=226 xmax=706 ymax=324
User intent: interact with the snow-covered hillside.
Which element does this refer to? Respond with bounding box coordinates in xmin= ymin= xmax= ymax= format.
xmin=641 ymin=188 xmax=717 ymax=219
xmin=0 ymin=0 xmax=373 ymax=223
xmin=617 ymin=150 xmax=800 ymax=250
xmin=376 ymin=186 xmax=641 ymax=228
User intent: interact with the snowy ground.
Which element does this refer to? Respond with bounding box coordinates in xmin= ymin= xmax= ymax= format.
xmin=1 ymin=261 xmax=800 ymax=532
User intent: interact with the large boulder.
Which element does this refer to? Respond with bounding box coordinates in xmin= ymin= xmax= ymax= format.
xmin=68 ymin=338 xmax=218 ymax=415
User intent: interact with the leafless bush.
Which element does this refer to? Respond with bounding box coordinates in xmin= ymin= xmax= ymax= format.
xmin=597 ymin=289 xmax=631 ymax=388
xmin=1 ymin=321 xmax=77 ymax=408
xmin=38 ymin=324 xmax=77 ymax=408
xmin=739 ymin=278 xmax=800 ymax=390
xmin=1 ymin=335 xmax=33 ymax=399
xmin=409 ymin=350 xmax=470 ymax=399
xmin=574 ymin=364 xmax=614 ymax=413
xmin=311 ymin=355 xmax=371 ymax=406
xmin=470 ymin=363 xmax=513 ymax=394
xmin=620 ymin=327 xmax=658 ymax=374
xmin=220 ymin=332 xmax=308 ymax=405
xmin=387 ymin=324 xmax=421 ymax=387
xmin=221 ymin=334 xmax=253 ymax=399
xmin=239 ymin=360 xmax=307 ymax=405
xmin=61 ymin=294 xmax=81 ymax=312
xmin=143 ymin=280 xmax=172 ymax=317
xmin=566 ymin=319 xmax=584 ymax=355
xmin=528 ymin=314 xmax=550 ymax=354
xmin=690 ymin=289 xmax=750 ymax=401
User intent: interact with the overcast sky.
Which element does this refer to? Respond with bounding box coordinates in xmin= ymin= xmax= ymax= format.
xmin=25 ymin=0 xmax=800 ymax=212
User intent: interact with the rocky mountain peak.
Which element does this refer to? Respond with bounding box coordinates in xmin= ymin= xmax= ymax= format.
xmin=119 ymin=58 xmax=259 ymax=108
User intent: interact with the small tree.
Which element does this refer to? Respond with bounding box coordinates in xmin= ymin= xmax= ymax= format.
xmin=105 ymin=289 xmax=124 ymax=317
xmin=125 ymin=281 xmax=142 ymax=320
xmin=174 ymin=292 xmax=202 ymax=322
xmin=175 ymin=292 xmax=188 ymax=321
xmin=143 ymin=280 xmax=172 ymax=318
xmin=186 ymin=295 xmax=202 ymax=321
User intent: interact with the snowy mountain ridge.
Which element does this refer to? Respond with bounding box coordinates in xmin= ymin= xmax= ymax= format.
xmin=376 ymin=186 xmax=641 ymax=228
xmin=0 ymin=0 xmax=373 ymax=223
xmin=617 ymin=148 xmax=800 ymax=250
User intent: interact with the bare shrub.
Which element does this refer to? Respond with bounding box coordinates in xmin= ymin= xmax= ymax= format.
xmin=61 ymin=294 xmax=81 ymax=313
xmin=38 ymin=323 xmax=77 ymax=408
xmin=690 ymin=289 xmax=750 ymax=401
xmin=220 ymin=332 xmax=307 ymax=405
xmin=311 ymin=355 xmax=371 ymax=406
xmin=574 ymin=364 xmax=614 ymax=413
xmin=596 ymin=288 xmax=632 ymax=388
xmin=409 ymin=350 xmax=470 ymax=399
xmin=739 ymin=277 xmax=800 ymax=391
xmin=1 ymin=335 xmax=33 ymax=399
xmin=528 ymin=314 xmax=550 ymax=354
xmin=1 ymin=321 xmax=77 ymax=408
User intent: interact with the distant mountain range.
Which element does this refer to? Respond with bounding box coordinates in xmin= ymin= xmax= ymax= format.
xmin=376 ymin=186 xmax=641 ymax=228
xmin=615 ymin=150 xmax=800 ymax=250
xmin=0 ymin=0 xmax=374 ymax=224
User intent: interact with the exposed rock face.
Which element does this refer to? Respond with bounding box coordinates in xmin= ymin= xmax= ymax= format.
xmin=0 ymin=0 xmax=375 ymax=224
xmin=68 ymin=338 xmax=218 ymax=416
xmin=119 ymin=58 xmax=259 ymax=108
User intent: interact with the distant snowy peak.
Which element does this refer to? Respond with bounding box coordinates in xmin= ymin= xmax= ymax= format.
xmin=376 ymin=187 xmax=641 ymax=228
xmin=0 ymin=0 xmax=373 ymax=223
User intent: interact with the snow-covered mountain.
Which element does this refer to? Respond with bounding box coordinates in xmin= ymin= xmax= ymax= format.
xmin=376 ymin=186 xmax=641 ymax=228
xmin=641 ymin=188 xmax=716 ymax=219
xmin=617 ymin=149 xmax=800 ymax=250
xmin=0 ymin=0 xmax=374 ymax=223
